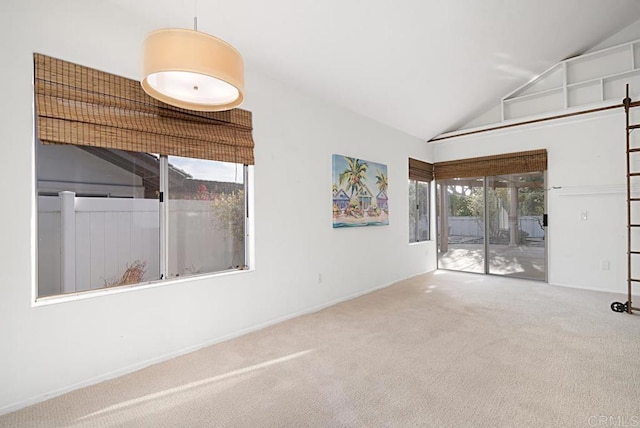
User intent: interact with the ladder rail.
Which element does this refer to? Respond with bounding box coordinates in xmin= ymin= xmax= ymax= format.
xmin=625 ymin=84 xmax=634 ymax=314
xmin=607 ymin=84 xmax=638 ymax=315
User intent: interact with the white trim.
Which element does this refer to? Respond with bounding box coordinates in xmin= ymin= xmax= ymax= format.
xmin=562 ymin=62 xmax=568 ymax=109
xmin=553 ymin=185 xmax=640 ymax=198
xmin=566 ymin=70 xmax=637 ymax=89
xmin=502 ymin=87 xmax=563 ymax=103
xmin=37 ymin=180 xmax=144 ymax=198
xmin=564 ymin=41 xmax=631 ymax=65
xmin=32 ymin=268 xmax=254 ymax=307
xmin=159 ymin=156 xmax=169 ymax=279
xmin=408 ymin=240 xmax=434 ymax=246
xmin=247 ymin=165 xmax=255 ymax=270
xmin=432 ymin=99 xmax=621 ymax=142
xmin=555 ymin=184 xmax=626 ymax=196
xmin=31 ymin=92 xmax=38 ymax=310
xmin=549 ymin=281 xmax=640 ymax=298
xmin=243 ymin=164 xmax=251 ymax=269
xmin=503 ymin=63 xmax=563 ymax=101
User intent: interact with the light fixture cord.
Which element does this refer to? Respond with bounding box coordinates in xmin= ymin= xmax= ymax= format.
xmin=193 ymin=0 xmax=198 ymax=31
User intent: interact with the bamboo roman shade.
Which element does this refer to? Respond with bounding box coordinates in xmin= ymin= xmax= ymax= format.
xmin=409 ymin=158 xmax=434 ymax=182
xmin=34 ymin=53 xmax=255 ymax=164
xmin=434 ymin=149 xmax=547 ymax=180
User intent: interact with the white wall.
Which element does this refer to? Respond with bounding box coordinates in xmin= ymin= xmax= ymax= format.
xmin=0 ymin=0 xmax=435 ymax=413
xmin=433 ymin=110 xmax=631 ymax=296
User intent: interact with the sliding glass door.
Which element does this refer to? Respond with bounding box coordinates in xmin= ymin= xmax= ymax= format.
xmin=437 ymin=172 xmax=546 ymax=281
xmin=487 ymin=173 xmax=545 ymax=280
xmin=437 ymin=177 xmax=485 ymax=273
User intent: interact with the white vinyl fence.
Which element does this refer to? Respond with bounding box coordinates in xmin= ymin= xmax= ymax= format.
xmin=448 ymin=217 xmax=483 ymax=238
xmin=447 ymin=216 xmax=545 ymax=239
xmin=519 ymin=216 xmax=545 ymax=239
xmin=38 ymin=192 xmax=239 ymax=297
xmin=168 ymin=199 xmax=239 ymax=278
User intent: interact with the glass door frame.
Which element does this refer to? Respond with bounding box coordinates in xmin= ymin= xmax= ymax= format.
xmin=437 ymin=172 xmax=548 ymax=282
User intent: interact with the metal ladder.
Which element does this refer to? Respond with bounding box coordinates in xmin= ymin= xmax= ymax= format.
xmin=612 ymin=84 xmax=640 ymax=314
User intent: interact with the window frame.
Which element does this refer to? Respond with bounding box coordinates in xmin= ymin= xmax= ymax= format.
xmin=33 ymin=53 xmax=254 ymax=302
xmin=408 ymin=157 xmax=433 ymax=244
xmin=409 ymin=179 xmax=431 ymax=243
xmin=34 ymin=144 xmax=251 ymax=302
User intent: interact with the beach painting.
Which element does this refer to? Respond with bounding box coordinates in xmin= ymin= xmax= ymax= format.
xmin=332 ymin=154 xmax=389 ymax=228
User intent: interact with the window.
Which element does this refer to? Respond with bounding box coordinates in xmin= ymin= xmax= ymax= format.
xmin=36 ymin=143 xmax=248 ymax=297
xmin=167 ymin=156 xmax=246 ymax=278
xmin=408 ymin=158 xmax=433 ymax=243
xmin=34 ymin=54 xmax=254 ymax=298
xmin=37 ymin=145 xmax=162 ymax=297
xmin=409 ymin=180 xmax=430 ymax=242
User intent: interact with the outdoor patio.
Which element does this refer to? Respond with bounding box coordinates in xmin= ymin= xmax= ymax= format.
xmin=437 ymin=242 xmax=545 ymax=280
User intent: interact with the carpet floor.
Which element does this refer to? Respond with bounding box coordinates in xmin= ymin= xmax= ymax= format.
xmin=1 ymin=271 xmax=639 ymax=427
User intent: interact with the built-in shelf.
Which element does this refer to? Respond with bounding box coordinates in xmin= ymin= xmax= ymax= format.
xmin=501 ymin=39 xmax=640 ymax=121
xmin=566 ymin=44 xmax=631 ymax=85
xmin=503 ymin=87 xmax=563 ymax=103
xmin=567 ymin=77 xmax=602 ymax=88
xmin=568 ymin=80 xmax=601 ymax=107
xmin=503 ymin=88 xmax=563 ymax=120
xmin=511 ymin=64 xmax=563 ymax=98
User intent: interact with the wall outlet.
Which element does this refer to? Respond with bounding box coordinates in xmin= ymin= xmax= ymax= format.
xmin=579 ymin=210 xmax=588 ymax=221
xmin=601 ymin=260 xmax=610 ymax=271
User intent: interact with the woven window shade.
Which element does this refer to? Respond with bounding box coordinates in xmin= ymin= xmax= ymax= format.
xmin=434 ymin=149 xmax=547 ymax=180
xmin=34 ymin=53 xmax=254 ymax=164
xmin=409 ymin=158 xmax=433 ymax=182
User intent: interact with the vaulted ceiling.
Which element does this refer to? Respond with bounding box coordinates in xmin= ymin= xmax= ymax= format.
xmin=108 ymin=0 xmax=640 ymax=140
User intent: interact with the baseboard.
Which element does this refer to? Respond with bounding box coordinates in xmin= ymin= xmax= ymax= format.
xmin=549 ymin=281 xmax=640 ymax=298
xmin=0 ymin=276 xmax=404 ymax=416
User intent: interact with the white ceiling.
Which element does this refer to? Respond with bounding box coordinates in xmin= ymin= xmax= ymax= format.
xmin=109 ymin=0 xmax=640 ymax=141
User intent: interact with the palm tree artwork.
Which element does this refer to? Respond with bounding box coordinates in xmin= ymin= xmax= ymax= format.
xmin=374 ymin=169 xmax=389 ymax=214
xmin=339 ymin=157 xmax=368 ymax=199
xmin=375 ymin=169 xmax=388 ymax=193
xmin=332 ymin=154 xmax=389 ymax=228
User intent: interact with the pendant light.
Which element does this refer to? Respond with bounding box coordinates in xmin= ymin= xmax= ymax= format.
xmin=141 ymin=17 xmax=244 ymax=112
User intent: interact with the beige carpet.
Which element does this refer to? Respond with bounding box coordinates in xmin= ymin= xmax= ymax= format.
xmin=2 ymin=271 xmax=639 ymax=427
